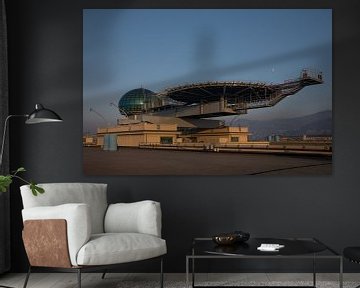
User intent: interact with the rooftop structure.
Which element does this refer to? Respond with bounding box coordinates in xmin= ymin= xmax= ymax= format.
xmin=118 ymin=88 xmax=162 ymax=116
xmin=90 ymin=69 xmax=328 ymax=154
xmin=118 ymin=69 xmax=323 ymax=119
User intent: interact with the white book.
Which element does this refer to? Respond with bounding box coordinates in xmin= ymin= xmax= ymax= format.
xmin=257 ymin=243 xmax=285 ymax=251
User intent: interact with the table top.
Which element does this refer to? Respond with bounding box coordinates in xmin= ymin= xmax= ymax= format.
xmin=190 ymin=237 xmax=340 ymax=258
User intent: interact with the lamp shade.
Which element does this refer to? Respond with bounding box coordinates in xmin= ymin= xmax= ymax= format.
xmin=25 ymin=104 xmax=63 ymax=124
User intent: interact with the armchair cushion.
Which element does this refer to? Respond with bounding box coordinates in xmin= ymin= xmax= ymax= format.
xmin=22 ymin=203 xmax=91 ymax=266
xmin=76 ymin=233 xmax=166 ymax=266
xmin=20 ymin=183 xmax=108 ymax=234
xmin=104 ymin=200 xmax=162 ymax=237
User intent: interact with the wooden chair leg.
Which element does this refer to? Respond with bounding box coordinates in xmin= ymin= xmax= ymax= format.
xmin=22 ymin=266 xmax=31 ymax=288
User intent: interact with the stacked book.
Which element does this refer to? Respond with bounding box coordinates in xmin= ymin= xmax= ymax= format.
xmin=257 ymin=243 xmax=285 ymax=252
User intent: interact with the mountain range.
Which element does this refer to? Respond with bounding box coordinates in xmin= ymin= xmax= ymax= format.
xmin=224 ymin=110 xmax=332 ymax=140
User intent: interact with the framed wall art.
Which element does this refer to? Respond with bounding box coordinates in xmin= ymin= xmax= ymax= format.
xmin=83 ymin=9 xmax=332 ymax=175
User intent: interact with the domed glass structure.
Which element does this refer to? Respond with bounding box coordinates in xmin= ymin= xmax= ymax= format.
xmin=118 ymin=88 xmax=162 ymax=115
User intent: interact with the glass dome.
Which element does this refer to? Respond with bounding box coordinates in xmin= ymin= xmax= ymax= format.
xmin=118 ymin=88 xmax=161 ymax=115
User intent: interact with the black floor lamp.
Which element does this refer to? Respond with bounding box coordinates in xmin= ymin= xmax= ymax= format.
xmin=0 ymin=103 xmax=63 ymax=167
xmin=0 ymin=103 xmax=62 ymax=288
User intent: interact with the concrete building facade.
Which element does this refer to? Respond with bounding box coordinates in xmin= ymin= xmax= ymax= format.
xmin=185 ymin=127 xmax=249 ymax=144
xmin=97 ymin=122 xmax=181 ymax=147
xmin=95 ymin=122 xmax=250 ymax=148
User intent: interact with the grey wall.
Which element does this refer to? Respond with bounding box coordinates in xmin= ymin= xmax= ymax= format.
xmin=6 ymin=0 xmax=360 ymax=273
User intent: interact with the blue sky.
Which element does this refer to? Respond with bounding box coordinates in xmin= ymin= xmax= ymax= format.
xmin=83 ymin=9 xmax=332 ymax=134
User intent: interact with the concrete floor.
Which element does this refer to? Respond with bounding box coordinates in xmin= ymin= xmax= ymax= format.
xmin=0 ymin=273 xmax=358 ymax=288
xmin=83 ymin=147 xmax=331 ymax=175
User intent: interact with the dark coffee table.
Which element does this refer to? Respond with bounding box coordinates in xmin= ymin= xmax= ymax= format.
xmin=186 ymin=237 xmax=342 ymax=288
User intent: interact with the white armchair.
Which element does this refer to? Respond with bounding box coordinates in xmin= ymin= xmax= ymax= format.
xmin=20 ymin=183 xmax=166 ymax=288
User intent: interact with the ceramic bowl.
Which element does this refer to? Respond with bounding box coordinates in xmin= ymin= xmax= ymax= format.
xmin=212 ymin=233 xmax=238 ymax=245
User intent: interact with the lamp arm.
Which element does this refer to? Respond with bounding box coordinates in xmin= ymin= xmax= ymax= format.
xmin=0 ymin=114 xmax=28 ymax=169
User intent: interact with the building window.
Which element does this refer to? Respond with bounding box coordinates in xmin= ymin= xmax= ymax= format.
xmin=160 ymin=137 xmax=173 ymax=144
xmin=231 ymin=136 xmax=239 ymax=142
